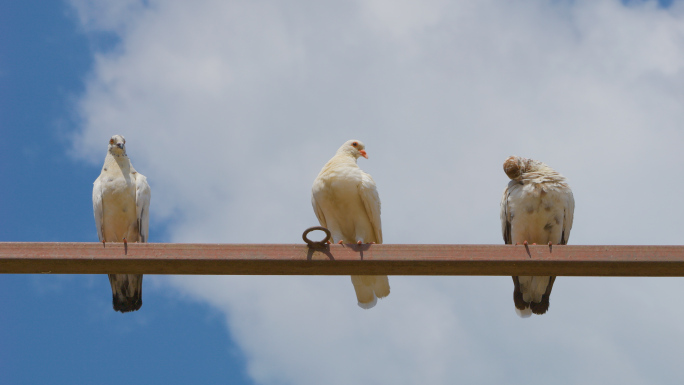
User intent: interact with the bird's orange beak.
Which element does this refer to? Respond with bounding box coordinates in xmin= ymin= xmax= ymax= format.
xmin=359 ymin=150 xmax=368 ymax=159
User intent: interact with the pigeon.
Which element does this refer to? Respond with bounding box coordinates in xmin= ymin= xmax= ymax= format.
xmin=500 ymin=156 xmax=574 ymax=316
xmin=312 ymin=140 xmax=390 ymax=309
xmin=93 ymin=135 xmax=151 ymax=313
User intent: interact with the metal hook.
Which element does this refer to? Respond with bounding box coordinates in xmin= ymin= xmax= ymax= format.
xmin=302 ymin=226 xmax=332 ymax=248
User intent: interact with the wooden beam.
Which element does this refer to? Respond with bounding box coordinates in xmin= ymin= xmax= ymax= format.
xmin=1 ymin=242 xmax=683 ymax=276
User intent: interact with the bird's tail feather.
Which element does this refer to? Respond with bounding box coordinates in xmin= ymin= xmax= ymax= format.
xmin=108 ymin=274 xmax=143 ymax=313
xmin=372 ymin=275 xmax=390 ymax=299
xmin=357 ymin=296 xmax=378 ymax=309
xmin=351 ymin=275 xmax=390 ymax=309
xmin=516 ymin=307 xmax=533 ymax=318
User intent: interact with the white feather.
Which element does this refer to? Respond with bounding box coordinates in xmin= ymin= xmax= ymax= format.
xmin=93 ymin=135 xmax=150 ymax=313
xmin=92 ymin=178 xmax=104 ymax=242
xmin=312 ymin=140 xmax=389 ymax=309
xmin=501 ymin=156 xmax=574 ymax=316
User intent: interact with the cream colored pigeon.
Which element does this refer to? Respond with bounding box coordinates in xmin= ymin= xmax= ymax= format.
xmin=312 ymin=140 xmax=389 ymax=309
xmin=93 ymin=135 xmax=151 ymax=313
xmin=500 ymin=156 xmax=574 ymax=317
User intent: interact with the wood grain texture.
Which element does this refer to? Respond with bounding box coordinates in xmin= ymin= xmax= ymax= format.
xmin=0 ymin=243 xmax=683 ymax=276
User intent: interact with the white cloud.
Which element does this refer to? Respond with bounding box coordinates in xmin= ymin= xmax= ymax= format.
xmin=166 ymin=275 xmax=684 ymax=384
xmin=70 ymin=0 xmax=684 ymax=383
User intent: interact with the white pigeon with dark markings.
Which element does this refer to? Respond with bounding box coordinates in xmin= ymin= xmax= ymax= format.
xmin=93 ymin=135 xmax=151 ymax=313
xmin=500 ymin=156 xmax=574 ymax=317
xmin=312 ymin=140 xmax=389 ymax=309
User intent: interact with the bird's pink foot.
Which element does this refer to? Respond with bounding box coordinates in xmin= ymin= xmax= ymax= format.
xmin=357 ymin=241 xmax=362 ymax=245
xmin=338 ymin=240 xmax=344 ymax=244
xmin=523 ymin=240 xmax=528 ymax=246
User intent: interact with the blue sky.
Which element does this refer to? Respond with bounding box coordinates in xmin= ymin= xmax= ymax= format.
xmin=3 ymin=0 xmax=684 ymax=384
xmin=0 ymin=2 xmax=250 ymax=384
xmin=1 ymin=1 xmax=93 ymax=243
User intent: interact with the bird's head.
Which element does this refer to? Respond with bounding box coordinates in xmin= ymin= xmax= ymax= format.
xmin=108 ymin=135 xmax=127 ymax=156
xmin=338 ymin=139 xmax=368 ymax=159
xmin=503 ymin=155 xmax=529 ymax=180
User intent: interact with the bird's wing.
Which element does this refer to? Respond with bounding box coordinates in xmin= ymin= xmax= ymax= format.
xmin=560 ymin=189 xmax=575 ymax=245
xmin=500 ymin=184 xmax=512 ymax=245
xmin=311 ymin=193 xmax=327 ymax=229
xmin=359 ymin=172 xmax=382 ymax=244
xmin=134 ymin=173 xmax=151 ymax=243
xmin=93 ymin=176 xmax=105 ymax=242
xmin=310 ymin=174 xmax=329 ymax=229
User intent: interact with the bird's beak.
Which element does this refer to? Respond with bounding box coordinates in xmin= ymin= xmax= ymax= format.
xmin=117 ymin=143 xmax=124 ymax=149
xmin=359 ymin=150 xmax=368 ymax=159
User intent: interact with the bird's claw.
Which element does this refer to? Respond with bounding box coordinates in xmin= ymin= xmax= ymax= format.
xmin=523 ymin=240 xmax=531 ymax=258
xmin=123 ymin=238 xmax=128 ymax=255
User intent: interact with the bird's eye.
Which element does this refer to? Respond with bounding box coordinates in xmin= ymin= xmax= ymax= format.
xmin=352 ymin=142 xmax=358 ymax=147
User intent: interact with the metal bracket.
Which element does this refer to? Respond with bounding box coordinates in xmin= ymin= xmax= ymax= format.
xmin=302 ymin=226 xmax=332 ymax=248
